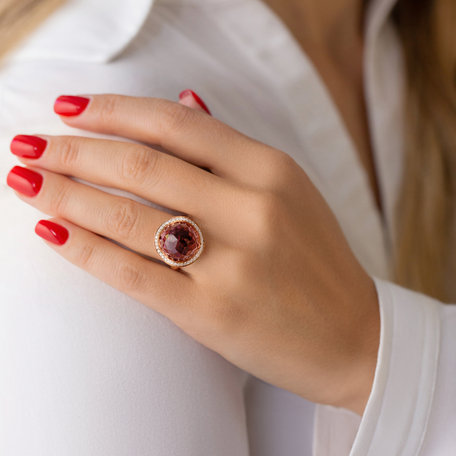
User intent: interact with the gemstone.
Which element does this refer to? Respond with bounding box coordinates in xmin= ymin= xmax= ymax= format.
xmin=158 ymin=221 xmax=201 ymax=263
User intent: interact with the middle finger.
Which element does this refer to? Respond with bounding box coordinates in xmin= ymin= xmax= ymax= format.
xmin=10 ymin=134 xmax=237 ymax=221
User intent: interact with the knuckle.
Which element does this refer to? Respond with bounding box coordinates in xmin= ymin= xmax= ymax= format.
xmin=50 ymin=180 xmax=72 ymax=215
xmin=58 ymin=136 xmax=81 ymax=168
xmin=202 ymin=282 xmax=247 ymax=333
xmin=76 ymin=243 xmax=97 ymax=269
xmin=211 ymin=302 xmax=246 ymax=333
xmin=158 ymin=102 xmax=196 ymax=135
xmin=263 ymin=150 xmax=298 ymax=188
xmin=106 ymin=199 xmax=141 ymax=240
xmin=97 ymin=95 xmax=120 ymax=125
xmin=118 ymin=147 xmax=157 ymax=186
xmin=116 ymin=262 xmax=146 ymax=292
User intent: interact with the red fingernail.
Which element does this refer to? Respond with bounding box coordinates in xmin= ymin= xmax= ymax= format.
xmin=6 ymin=166 xmax=43 ymax=197
xmin=10 ymin=135 xmax=47 ymax=159
xmin=54 ymin=95 xmax=90 ymax=116
xmin=35 ymin=220 xmax=69 ymax=245
xmin=179 ymin=89 xmax=211 ymax=115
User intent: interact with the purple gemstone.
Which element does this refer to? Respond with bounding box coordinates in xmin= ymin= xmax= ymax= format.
xmin=159 ymin=221 xmax=201 ymax=262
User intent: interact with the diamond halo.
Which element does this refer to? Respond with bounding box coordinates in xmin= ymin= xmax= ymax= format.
xmin=154 ymin=215 xmax=204 ymax=269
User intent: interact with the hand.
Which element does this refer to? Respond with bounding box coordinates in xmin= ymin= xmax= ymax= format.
xmin=7 ymin=91 xmax=380 ymax=415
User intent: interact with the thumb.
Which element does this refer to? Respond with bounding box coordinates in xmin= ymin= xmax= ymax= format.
xmin=178 ymin=89 xmax=212 ymax=115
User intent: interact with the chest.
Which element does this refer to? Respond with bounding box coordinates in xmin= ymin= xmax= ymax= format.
xmin=306 ymin=49 xmax=385 ymax=218
xmin=261 ymin=0 xmax=385 ymax=218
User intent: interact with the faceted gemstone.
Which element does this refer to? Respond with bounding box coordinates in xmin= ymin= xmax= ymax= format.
xmin=158 ymin=221 xmax=201 ymax=263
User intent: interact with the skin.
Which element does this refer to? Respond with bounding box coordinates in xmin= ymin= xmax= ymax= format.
xmin=263 ymin=0 xmax=384 ymax=215
xmin=9 ymin=92 xmax=380 ymax=416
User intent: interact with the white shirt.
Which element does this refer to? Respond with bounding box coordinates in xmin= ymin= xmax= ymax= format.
xmin=0 ymin=0 xmax=455 ymax=455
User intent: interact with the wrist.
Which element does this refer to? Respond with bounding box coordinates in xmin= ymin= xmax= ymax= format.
xmin=331 ymin=275 xmax=381 ymax=416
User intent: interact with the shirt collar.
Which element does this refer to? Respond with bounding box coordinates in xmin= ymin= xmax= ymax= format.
xmin=364 ymin=0 xmax=399 ymax=43
xmin=4 ymin=0 xmax=399 ymax=64
xmin=4 ymin=0 xmax=156 ymax=63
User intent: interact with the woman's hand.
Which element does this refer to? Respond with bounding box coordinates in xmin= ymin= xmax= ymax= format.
xmin=7 ymin=92 xmax=380 ymax=415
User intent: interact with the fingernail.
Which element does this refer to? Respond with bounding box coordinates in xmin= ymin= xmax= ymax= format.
xmin=54 ymin=95 xmax=90 ymax=116
xmin=35 ymin=220 xmax=69 ymax=245
xmin=178 ymin=89 xmax=211 ymax=115
xmin=6 ymin=166 xmax=43 ymax=197
xmin=10 ymin=135 xmax=47 ymax=159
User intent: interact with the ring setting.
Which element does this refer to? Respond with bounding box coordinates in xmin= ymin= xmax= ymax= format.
xmin=154 ymin=215 xmax=204 ymax=269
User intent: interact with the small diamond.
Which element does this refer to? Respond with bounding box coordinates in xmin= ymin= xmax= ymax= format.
xmin=155 ymin=216 xmax=203 ymax=267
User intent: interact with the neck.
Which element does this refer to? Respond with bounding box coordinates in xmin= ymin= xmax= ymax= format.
xmin=263 ymin=0 xmax=367 ymax=58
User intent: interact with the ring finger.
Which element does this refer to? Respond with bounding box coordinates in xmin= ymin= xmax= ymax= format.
xmin=6 ymin=165 xmax=215 ymax=265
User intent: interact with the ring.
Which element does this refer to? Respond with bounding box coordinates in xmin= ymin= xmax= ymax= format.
xmin=154 ymin=215 xmax=204 ymax=270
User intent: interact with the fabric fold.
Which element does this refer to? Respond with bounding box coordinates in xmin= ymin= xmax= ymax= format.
xmin=314 ymin=277 xmax=441 ymax=456
xmin=349 ymin=277 xmax=441 ymax=455
xmin=3 ymin=0 xmax=156 ymax=63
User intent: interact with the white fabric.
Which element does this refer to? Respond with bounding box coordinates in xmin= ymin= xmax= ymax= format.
xmin=0 ymin=0 xmax=455 ymax=455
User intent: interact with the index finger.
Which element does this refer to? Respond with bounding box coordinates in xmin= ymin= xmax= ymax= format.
xmin=53 ymin=94 xmax=277 ymax=183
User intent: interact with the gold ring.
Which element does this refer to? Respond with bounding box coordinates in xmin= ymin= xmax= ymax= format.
xmin=154 ymin=215 xmax=204 ymax=269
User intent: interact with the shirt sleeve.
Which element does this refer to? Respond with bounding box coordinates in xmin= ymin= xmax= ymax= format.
xmin=313 ymin=276 xmax=456 ymax=456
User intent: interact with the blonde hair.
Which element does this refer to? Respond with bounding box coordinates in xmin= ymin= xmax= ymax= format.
xmin=0 ymin=0 xmax=64 ymax=60
xmin=1 ymin=0 xmax=455 ymax=301
xmin=392 ymin=0 xmax=456 ymax=302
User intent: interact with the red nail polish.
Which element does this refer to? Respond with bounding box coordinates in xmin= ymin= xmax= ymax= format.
xmin=35 ymin=220 xmax=69 ymax=245
xmin=10 ymin=135 xmax=47 ymax=159
xmin=54 ymin=95 xmax=90 ymax=116
xmin=178 ymin=89 xmax=211 ymax=115
xmin=6 ymin=166 xmax=43 ymax=197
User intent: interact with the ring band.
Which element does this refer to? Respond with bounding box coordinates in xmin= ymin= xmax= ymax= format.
xmin=154 ymin=215 xmax=204 ymax=269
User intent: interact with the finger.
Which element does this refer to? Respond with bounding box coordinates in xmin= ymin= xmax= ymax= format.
xmin=177 ymin=91 xmax=212 ymax=173
xmin=34 ymin=217 xmax=195 ymax=320
xmin=53 ymin=93 xmax=276 ymax=183
xmin=11 ymin=134 xmax=234 ymax=221
xmin=178 ymin=89 xmax=211 ymax=114
xmin=7 ymin=165 xmax=221 ymax=265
